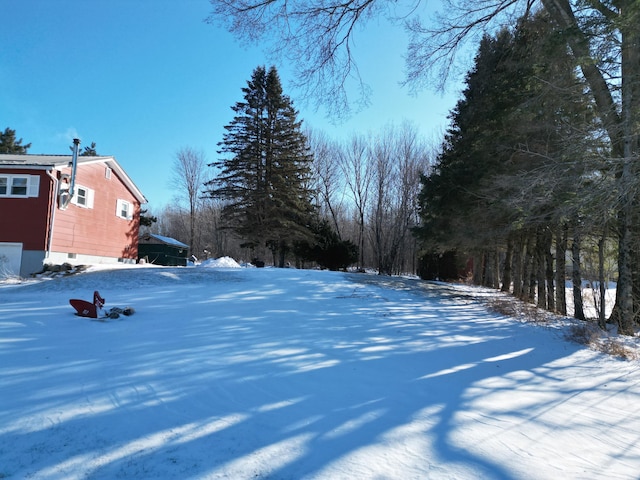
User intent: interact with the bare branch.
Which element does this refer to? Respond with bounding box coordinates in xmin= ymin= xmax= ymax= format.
xmin=172 ymin=147 xmax=208 ymax=251
xmin=209 ymin=0 xmax=388 ymax=116
xmin=404 ymin=0 xmax=533 ymax=91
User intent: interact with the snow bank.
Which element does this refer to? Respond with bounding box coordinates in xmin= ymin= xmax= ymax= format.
xmin=198 ymin=256 xmax=242 ymax=268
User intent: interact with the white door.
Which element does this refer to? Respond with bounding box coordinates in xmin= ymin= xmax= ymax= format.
xmin=0 ymin=242 xmax=23 ymax=277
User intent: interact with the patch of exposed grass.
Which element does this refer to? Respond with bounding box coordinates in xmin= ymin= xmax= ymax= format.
xmin=566 ymin=323 xmax=637 ymax=360
xmin=485 ymin=292 xmax=638 ymax=361
xmin=487 ymin=295 xmax=552 ymax=324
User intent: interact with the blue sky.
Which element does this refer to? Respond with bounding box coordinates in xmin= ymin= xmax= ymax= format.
xmin=1 ymin=0 xmax=461 ymax=210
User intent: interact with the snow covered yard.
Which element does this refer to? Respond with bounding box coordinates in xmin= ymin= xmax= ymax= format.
xmin=1 ymin=264 xmax=639 ymax=479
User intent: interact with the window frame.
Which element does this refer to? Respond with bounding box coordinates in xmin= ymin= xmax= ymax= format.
xmin=0 ymin=174 xmax=40 ymax=198
xmin=116 ymin=198 xmax=133 ymax=220
xmin=71 ymin=184 xmax=95 ymax=208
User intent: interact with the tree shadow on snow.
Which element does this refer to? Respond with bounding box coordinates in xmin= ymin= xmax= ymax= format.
xmin=0 ymin=269 xmax=612 ymax=479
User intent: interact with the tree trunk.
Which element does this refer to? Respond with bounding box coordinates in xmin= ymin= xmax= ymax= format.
xmin=358 ymin=214 xmax=366 ymax=269
xmin=484 ymin=250 xmax=496 ymax=288
xmin=615 ymin=208 xmax=635 ymax=333
xmin=512 ymin=233 xmax=523 ymax=298
xmin=522 ymin=234 xmax=534 ymax=302
xmin=598 ymin=233 xmax=607 ymax=329
xmin=571 ymin=233 xmax=585 ymax=320
xmin=536 ymin=229 xmax=546 ymax=309
xmin=277 ymin=239 xmax=289 ymax=268
xmin=494 ymin=248 xmax=501 ymax=290
xmin=484 ymin=247 xmax=500 ymax=289
xmin=555 ymin=224 xmax=568 ymax=315
xmin=189 ymin=204 xmax=196 ymax=254
xmin=502 ymin=238 xmax=513 ymax=293
xmin=472 ymin=253 xmax=483 ymax=285
xmin=544 ymin=229 xmax=555 ymax=312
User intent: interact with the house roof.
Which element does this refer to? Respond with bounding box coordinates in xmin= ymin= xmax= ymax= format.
xmin=0 ymin=154 xmax=147 ymax=204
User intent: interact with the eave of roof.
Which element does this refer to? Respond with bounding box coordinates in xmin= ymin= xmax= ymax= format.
xmin=0 ymin=154 xmax=148 ymax=204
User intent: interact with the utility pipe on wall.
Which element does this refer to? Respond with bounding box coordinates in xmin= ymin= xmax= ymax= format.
xmin=45 ymin=169 xmax=58 ymax=259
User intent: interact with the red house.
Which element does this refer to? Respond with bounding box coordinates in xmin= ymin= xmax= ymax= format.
xmin=0 ymin=151 xmax=147 ymax=277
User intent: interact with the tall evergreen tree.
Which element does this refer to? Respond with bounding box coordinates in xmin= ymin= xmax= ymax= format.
xmin=415 ymin=13 xmax=596 ymax=299
xmin=0 ymin=128 xmax=31 ymax=153
xmin=206 ymin=66 xmax=315 ymax=266
xmin=415 ymin=30 xmax=519 ymax=257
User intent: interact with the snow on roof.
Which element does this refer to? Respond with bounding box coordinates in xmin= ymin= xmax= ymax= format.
xmin=145 ymin=233 xmax=189 ymax=248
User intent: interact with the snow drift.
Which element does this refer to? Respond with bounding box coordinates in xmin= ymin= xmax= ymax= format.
xmin=198 ymin=256 xmax=242 ymax=269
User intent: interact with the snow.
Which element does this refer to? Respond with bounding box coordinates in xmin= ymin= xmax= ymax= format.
xmin=144 ymin=234 xmax=189 ymax=249
xmin=199 ymin=256 xmax=242 ymax=269
xmin=1 ymin=263 xmax=639 ymax=479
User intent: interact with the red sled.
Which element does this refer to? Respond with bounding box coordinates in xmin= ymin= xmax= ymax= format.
xmin=69 ymin=291 xmax=105 ymax=318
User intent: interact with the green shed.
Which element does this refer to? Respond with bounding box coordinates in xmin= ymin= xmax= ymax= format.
xmin=138 ymin=233 xmax=189 ymax=266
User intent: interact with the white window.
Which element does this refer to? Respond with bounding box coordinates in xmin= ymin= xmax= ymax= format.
xmin=71 ymin=185 xmax=95 ymax=208
xmin=0 ymin=175 xmax=40 ymax=198
xmin=11 ymin=177 xmax=28 ymax=195
xmin=105 ymin=167 xmax=112 ymax=179
xmin=116 ymin=199 xmax=133 ymax=220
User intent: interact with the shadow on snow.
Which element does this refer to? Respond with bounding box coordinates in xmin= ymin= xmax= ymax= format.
xmin=0 ymin=268 xmax=619 ymax=479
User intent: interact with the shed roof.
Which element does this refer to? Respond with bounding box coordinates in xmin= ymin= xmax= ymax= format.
xmin=140 ymin=233 xmax=189 ymax=248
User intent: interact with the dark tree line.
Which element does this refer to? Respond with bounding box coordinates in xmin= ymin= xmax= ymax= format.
xmin=415 ymin=12 xmax=616 ymax=326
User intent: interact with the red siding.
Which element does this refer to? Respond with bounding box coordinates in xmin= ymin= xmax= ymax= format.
xmin=0 ymin=169 xmax=51 ymax=250
xmin=51 ymin=163 xmax=140 ymax=259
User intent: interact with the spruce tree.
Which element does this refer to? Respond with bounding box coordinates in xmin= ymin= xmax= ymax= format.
xmin=81 ymin=142 xmax=98 ymax=156
xmin=206 ymin=66 xmax=315 ymax=266
xmin=0 ymin=128 xmax=31 ymax=153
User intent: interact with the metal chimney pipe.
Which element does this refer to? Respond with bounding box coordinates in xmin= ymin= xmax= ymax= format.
xmin=69 ymin=138 xmax=80 ymax=199
xmin=59 ymin=138 xmax=81 ymax=209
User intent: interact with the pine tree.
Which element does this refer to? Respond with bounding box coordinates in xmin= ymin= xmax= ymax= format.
xmin=206 ymin=66 xmax=315 ymax=266
xmin=0 ymin=128 xmax=31 ymax=153
xmin=81 ymin=142 xmax=98 ymax=156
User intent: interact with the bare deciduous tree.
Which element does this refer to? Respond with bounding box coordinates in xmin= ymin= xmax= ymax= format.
xmin=369 ymin=122 xmax=430 ymax=274
xmin=339 ymin=133 xmax=372 ymax=269
xmin=171 ymin=147 xmax=208 ymax=253
xmin=307 ymin=129 xmax=347 ymax=237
